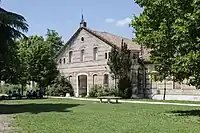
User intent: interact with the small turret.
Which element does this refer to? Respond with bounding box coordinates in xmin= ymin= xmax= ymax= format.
xmin=80 ymin=14 xmax=87 ymax=27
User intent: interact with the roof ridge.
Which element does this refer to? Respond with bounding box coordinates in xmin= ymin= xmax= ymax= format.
xmin=89 ymin=28 xmax=133 ymax=42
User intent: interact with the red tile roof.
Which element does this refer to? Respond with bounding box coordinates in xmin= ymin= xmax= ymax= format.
xmin=57 ymin=27 xmax=150 ymax=60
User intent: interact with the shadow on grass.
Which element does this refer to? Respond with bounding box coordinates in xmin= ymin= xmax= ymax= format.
xmin=169 ymin=110 xmax=200 ymax=117
xmin=0 ymin=103 xmax=82 ymax=114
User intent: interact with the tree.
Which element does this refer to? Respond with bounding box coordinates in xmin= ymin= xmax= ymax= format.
xmin=1 ymin=40 xmax=21 ymax=84
xmin=0 ymin=7 xmax=28 ymax=38
xmin=45 ymin=29 xmax=64 ymax=56
xmin=131 ymin=0 xmax=200 ymax=88
xmin=17 ymin=39 xmax=31 ymax=94
xmin=18 ymin=36 xmax=59 ymax=93
xmin=107 ymin=45 xmax=120 ymax=87
xmin=108 ymin=40 xmax=132 ymax=98
xmin=0 ymin=6 xmax=28 ymax=82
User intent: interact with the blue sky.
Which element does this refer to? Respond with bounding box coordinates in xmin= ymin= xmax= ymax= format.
xmin=1 ymin=0 xmax=143 ymax=42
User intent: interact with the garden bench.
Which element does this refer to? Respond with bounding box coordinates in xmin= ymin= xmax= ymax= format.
xmin=97 ymin=96 xmax=121 ymax=103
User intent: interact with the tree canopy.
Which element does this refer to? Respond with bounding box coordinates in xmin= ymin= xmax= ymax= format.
xmin=0 ymin=6 xmax=28 ymax=83
xmin=46 ymin=29 xmax=64 ymax=56
xmin=18 ymin=35 xmax=59 ymax=90
xmin=131 ymin=0 xmax=200 ymax=88
xmin=108 ymin=40 xmax=132 ymax=98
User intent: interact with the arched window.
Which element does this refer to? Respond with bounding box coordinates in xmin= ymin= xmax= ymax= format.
xmin=93 ymin=74 xmax=97 ymax=86
xmin=93 ymin=47 xmax=98 ymax=60
xmin=103 ymin=74 xmax=109 ymax=87
xmin=68 ymin=75 xmax=72 ymax=83
xmin=81 ymin=37 xmax=84 ymax=42
xmin=59 ymin=59 xmax=62 ymax=64
xmin=80 ymin=49 xmax=84 ymax=61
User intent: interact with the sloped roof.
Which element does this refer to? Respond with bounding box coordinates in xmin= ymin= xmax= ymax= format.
xmin=57 ymin=27 xmax=148 ymax=58
xmin=86 ymin=28 xmax=141 ymax=51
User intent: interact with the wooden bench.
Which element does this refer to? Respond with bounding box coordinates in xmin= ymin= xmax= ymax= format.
xmin=97 ymin=96 xmax=121 ymax=103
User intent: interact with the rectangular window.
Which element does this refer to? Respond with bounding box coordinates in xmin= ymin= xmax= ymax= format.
xmin=103 ymin=74 xmax=109 ymax=87
xmin=63 ymin=58 xmax=66 ymax=64
xmin=105 ymin=53 xmax=108 ymax=59
xmin=108 ymin=52 xmax=111 ymax=58
xmin=59 ymin=59 xmax=62 ymax=64
xmin=69 ymin=51 xmax=73 ymax=63
xmin=93 ymin=47 xmax=98 ymax=60
xmin=80 ymin=49 xmax=84 ymax=61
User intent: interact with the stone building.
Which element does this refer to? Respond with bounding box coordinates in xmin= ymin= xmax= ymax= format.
xmin=57 ymin=16 xmax=142 ymax=97
xmin=57 ymin=16 xmax=200 ymax=101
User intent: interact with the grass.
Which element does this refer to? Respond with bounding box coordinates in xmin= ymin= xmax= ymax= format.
xmin=124 ymin=98 xmax=200 ymax=104
xmin=80 ymin=96 xmax=200 ymax=104
xmin=1 ymin=99 xmax=200 ymax=133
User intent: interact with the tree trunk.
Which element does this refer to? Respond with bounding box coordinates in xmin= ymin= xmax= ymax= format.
xmin=143 ymin=68 xmax=146 ymax=98
xmin=115 ymin=77 xmax=117 ymax=90
xmin=163 ymin=80 xmax=166 ymax=100
xmin=21 ymin=84 xmax=24 ymax=96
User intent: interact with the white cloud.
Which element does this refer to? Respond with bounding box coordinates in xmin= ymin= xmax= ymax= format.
xmin=116 ymin=18 xmax=132 ymax=26
xmin=105 ymin=18 xmax=116 ymax=23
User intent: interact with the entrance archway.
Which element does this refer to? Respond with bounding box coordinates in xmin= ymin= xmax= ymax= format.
xmin=78 ymin=75 xmax=87 ymax=97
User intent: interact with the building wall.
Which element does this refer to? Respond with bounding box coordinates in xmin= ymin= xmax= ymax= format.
xmin=145 ymin=64 xmax=199 ymax=97
xmin=57 ymin=29 xmax=115 ymax=96
xmin=57 ymin=28 xmax=200 ymax=99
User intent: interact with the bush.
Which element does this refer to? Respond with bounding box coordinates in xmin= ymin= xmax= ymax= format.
xmin=118 ymin=77 xmax=132 ymax=99
xmin=89 ymin=85 xmax=118 ymax=97
xmin=47 ymin=75 xmax=74 ymax=97
xmin=0 ymin=84 xmax=21 ymax=94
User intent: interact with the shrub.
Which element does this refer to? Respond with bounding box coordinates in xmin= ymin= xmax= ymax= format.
xmin=0 ymin=84 xmax=21 ymax=94
xmin=118 ymin=77 xmax=132 ymax=99
xmin=89 ymin=85 xmax=118 ymax=97
xmin=89 ymin=85 xmax=100 ymax=97
xmin=48 ymin=75 xmax=74 ymax=97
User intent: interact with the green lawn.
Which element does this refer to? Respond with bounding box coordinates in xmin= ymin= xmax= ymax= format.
xmin=0 ymin=99 xmax=200 ymax=133
xmin=124 ymin=98 xmax=200 ymax=104
xmin=85 ymin=97 xmax=200 ymax=104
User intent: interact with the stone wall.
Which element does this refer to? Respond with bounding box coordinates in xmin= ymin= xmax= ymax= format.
xmin=57 ymin=28 xmax=115 ymax=96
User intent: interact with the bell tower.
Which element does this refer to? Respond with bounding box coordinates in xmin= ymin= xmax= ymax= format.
xmin=80 ymin=14 xmax=87 ymax=27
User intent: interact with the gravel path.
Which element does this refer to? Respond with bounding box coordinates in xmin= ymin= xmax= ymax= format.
xmin=51 ymin=96 xmax=200 ymax=107
xmin=0 ymin=115 xmax=14 ymax=133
